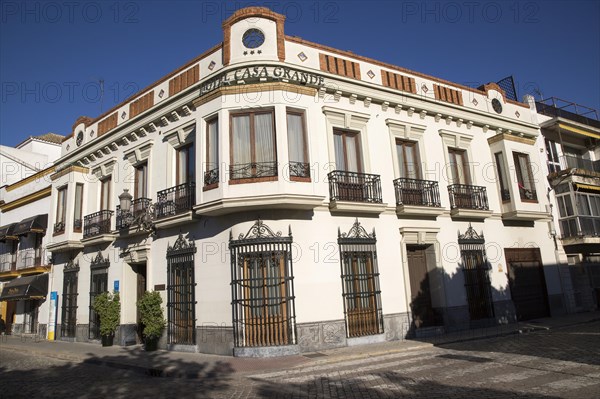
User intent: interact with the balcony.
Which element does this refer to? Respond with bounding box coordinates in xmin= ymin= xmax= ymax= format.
xmin=229 ymin=161 xmax=278 ymax=183
xmin=536 ymin=97 xmax=600 ymax=129
xmin=116 ymin=197 xmax=153 ymax=230
xmin=394 ymin=178 xmax=443 ymax=217
xmin=81 ymin=210 xmax=115 ymax=245
xmin=289 ymin=161 xmax=311 ymax=181
xmin=328 ymin=171 xmax=386 ymax=214
xmin=156 ymin=182 xmax=195 ymax=219
xmin=16 ymin=248 xmax=45 ymax=271
xmin=204 ymin=167 xmax=219 ymax=189
xmin=558 ymin=155 xmax=600 ymax=175
xmin=53 ymin=221 xmax=65 ymax=235
xmin=448 ymin=184 xmax=492 ymax=219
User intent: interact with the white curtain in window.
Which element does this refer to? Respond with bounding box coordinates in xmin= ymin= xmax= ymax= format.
xmin=405 ymin=145 xmax=417 ymax=179
xmin=74 ymin=185 xmax=83 ymax=220
xmin=232 ymin=115 xmax=251 ymax=165
xmin=208 ymin=120 xmax=218 ymax=169
xmin=517 ymin=155 xmax=533 ymax=191
xmin=177 ymin=148 xmax=188 ymax=184
xmin=287 ymin=114 xmax=305 ymax=163
xmin=334 ymin=134 xmax=345 ymax=170
xmin=345 ymin=135 xmax=359 ymax=172
xmin=255 ymin=113 xmax=274 ymax=163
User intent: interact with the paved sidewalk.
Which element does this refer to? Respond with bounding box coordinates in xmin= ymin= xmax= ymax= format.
xmin=1 ymin=310 xmax=598 ymax=378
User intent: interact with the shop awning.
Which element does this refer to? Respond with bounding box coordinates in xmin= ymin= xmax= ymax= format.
xmin=575 ymin=183 xmax=600 ymax=192
xmin=0 ymin=223 xmax=18 ymax=241
xmin=12 ymin=214 xmax=48 ymax=236
xmin=0 ymin=273 xmax=48 ymax=301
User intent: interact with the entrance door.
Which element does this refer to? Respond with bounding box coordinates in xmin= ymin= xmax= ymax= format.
xmin=24 ymin=300 xmax=39 ymax=334
xmin=5 ymin=301 xmax=16 ymax=334
xmin=135 ymin=264 xmax=147 ymax=343
xmin=505 ymin=248 xmax=549 ymax=321
xmin=407 ymin=246 xmax=436 ymax=328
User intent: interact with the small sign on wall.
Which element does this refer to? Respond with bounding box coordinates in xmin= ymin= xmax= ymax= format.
xmin=114 ymin=280 xmax=120 ymax=292
xmin=154 ymin=284 xmax=165 ymax=291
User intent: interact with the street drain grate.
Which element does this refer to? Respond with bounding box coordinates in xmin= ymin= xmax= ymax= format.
xmin=304 ymin=352 xmax=327 ymax=358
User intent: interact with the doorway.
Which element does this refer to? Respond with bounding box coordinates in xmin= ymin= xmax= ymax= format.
xmin=505 ymin=248 xmax=550 ymax=321
xmin=407 ymin=245 xmax=438 ymax=328
xmin=134 ymin=263 xmax=147 ymax=343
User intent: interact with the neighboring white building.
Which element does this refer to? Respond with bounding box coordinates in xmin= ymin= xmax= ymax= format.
xmin=0 ymin=133 xmax=64 ymax=336
xmin=535 ymin=97 xmax=600 ymax=313
xmin=45 ymin=7 xmax=562 ymax=356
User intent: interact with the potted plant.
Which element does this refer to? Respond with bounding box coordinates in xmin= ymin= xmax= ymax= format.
xmin=93 ymin=291 xmax=120 ymax=346
xmin=137 ymin=291 xmax=166 ymax=351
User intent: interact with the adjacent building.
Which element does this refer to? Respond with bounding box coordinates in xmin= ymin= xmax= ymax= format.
xmin=35 ymin=7 xmax=570 ymax=356
xmin=0 ymin=133 xmax=63 ymax=335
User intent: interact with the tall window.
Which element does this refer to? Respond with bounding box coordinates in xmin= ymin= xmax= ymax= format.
xmin=100 ymin=177 xmax=111 ymax=210
xmin=61 ymin=260 xmax=79 ymax=338
xmin=545 ymin=139 xmax=561 ymax=173
xmin=448 ymin=148 xmax=470 ymax=184
xmin=338 ymin=220 xmax=383 ymax=338
xmin=230 ymin=110 xmax=277 ymax=180
xmin=333 ymin=129 xmax=362 ymax=172
xmin=229 ymin=220 xmax=296 ymax=348
xmin=396 ymin=139 xmax=420 ymax=179
xmin=287 ymin=109 xmax=310 ymax=179
xmin=177 ymin=144 xmax=195 ymax=185
xmin=135 ymin=162 xmax=148 ymax=199
xmin=459 ymin=226 xmax=494 ymax=321
xmin=494 ymin=152 xmax=510 ymax=201
xmin=204 ymin=118 xmax=219 ymax=187
xmin=74 ymin=183 xmax=83 ymax=232
xmin=513 ymin=152 xmax=537 ymax=201
xmin=55 ymin=186 xmax=68 ymax=234
xmin=89 ymin=252 xmax=109 ymax=340
xmin=167 ymin=234 xmax=196 ymax=346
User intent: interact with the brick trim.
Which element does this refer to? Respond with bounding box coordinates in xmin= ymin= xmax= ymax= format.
xmin=129 ymin=91 xmax=155 ymax=119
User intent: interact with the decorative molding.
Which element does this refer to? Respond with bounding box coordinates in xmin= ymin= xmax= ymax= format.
xmin=0 ymin=186 xmax=52 ymax=212
xmin=167 ymin=232 xmax=196 ymax=254
xmin=458 ymin=223 xmax=485 ymax=244
xmin=50 ymin=166 xmax=89 ymax=181
xmin=236 ymin=219 xmax=285 ymax=240
xmin=339 ymin=218 xmax=375 ymax=240
xmin=64 ymin=259 xmax=80 ymax=272
xmin=5 ymin=166 xmax=56 ymax=192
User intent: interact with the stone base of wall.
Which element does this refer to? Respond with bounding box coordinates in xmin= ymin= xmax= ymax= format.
xmin=196 ymin=325 xmax=234 ymax=356
xmin=442 ymin=306 xmax=471 ymax=331
xmin=493 ymin=300 xmax=517 ymax=324
xmin=549 ymin=293 xmax=567 ymax=316
xmin=234 ymin=344 xmax=300 ymax=358
xmin=118 ymin=324 xmax=138 ymax=346
xmin=297 ymin=319 xmax=347 ymax=352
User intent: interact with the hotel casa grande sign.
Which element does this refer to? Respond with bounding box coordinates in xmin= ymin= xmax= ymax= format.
xmin=199 ymin=66 xmax=326 ymax=96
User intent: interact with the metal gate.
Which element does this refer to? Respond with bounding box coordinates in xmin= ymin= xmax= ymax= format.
xmin=89 ymin=252 xmax=109 ymax=339
xmin=61 ymin=260 xmax=79 ymax=338
xmin=167 ymin=233 xmax=196 ymax=345
xmin=229 ymin=220 xmax=297 ymax=348
xmin=459 ymin=225 xmax=494 ymax=321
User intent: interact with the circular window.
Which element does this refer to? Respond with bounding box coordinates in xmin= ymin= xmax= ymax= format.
xmin=76 ymin=131 xmax=84 ymax=146
xmin=492 ymin=98 xmax=503 ymax=114
xmin=242 ymin=29 xmax=265 ymax=49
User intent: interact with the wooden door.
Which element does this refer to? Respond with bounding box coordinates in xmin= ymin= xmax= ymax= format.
xmin=505 ymin=248 xmax=549 ymax=321
xmin=407 ymin=246 xmax=436 ymax=328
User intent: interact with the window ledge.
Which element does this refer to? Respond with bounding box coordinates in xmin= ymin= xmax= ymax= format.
xmin=229 ymin=176 xmax=278 ymax=185
xmin=449 ymin=208 xmax=493 ymax=220
xmin=81 ymin=233 xmax=117 ymax=247
xmin=329 ymin=201 xmax=388 ymax=215
xmin=194 ymin=194 xmax=326 ymax=216
xmin=561 ymin=236 xmax=600 ymax=246
xmin=154 ymin=210 xmax=198 ymax=229
xmin=46 ymin=240 xmax=84 ymax=253
xmin=501 ymin=210 xmax=551 ymax=221
xmin=396 ymin=204 xmax=445 ymax=217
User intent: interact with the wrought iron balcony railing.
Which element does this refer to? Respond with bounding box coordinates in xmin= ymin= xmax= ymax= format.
xmin=116 ymin=198 xmax=153 ymax=229
xmin=448 ymin=184 xmax=489 ymax=210
xmin=289 ymin=162 xmax=310 ymax=179
xmin=204 ymin=168 xmax=219 ymax=186
xmin=73 ymin=218 xmax=83 ymax=232
xmin=328 ymin=170 xmax=382 ymax=203
xmin=83 ymin=210 xmax=114 ymax=238
xmin=229 ymin=161 xmax=278 ymax=180
xmin=393 ymin=178 xmax=441 ymax=207
xmin=54 ymin=221 xmax=65 ymax=235
xmin=16 ymin=247 xmax=44 ymax=270
xmin=560 ymin=155 xmax=600 ymax=173
xmin=518 ymin=186 xmax=538 ymax=201
xmin=156 ymin=182 xmax=195 ymax=219
xmin=560 ymin=216 xmax=600 ymax=239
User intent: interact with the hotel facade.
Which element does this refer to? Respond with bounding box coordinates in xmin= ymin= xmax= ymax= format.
xmin=36 ymin=7 xmax=574 ymax=356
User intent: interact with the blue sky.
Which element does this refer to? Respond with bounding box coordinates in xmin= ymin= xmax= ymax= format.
xmin=1 ymin=0 xmax=599 ymax=147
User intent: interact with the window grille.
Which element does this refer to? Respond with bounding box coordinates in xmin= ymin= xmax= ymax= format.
xmin=61 ymin=259 xmax=79 ymax=338
xmin=229 ymin=220 xmax=297 ymax=348
xmin=89 ymin=252 xmax=109 ymax=339
xmin=167 ymin=233 xmax=196 ymax=345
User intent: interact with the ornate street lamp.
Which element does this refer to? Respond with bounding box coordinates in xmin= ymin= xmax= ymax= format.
xmin=118 ymin=188 xmax=155 ymax=232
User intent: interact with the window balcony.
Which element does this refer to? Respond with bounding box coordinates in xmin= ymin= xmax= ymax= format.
xmin=116 ymin=197 xmax=153 ymax=230
xmin=0 ymin=253 xmax=16 ymax=273
xmin=328 ymin=171 xmax=386 ymax=214
xmin=203 ymin=167 xmax=219 ymax=188
xmin=83 ymin=210 xmax=114 ymax=239
xmin=560 ymin=155 xmax=600 ymax=174
xmin=54 ymin=221 xmax=65 ymax=235
xmin=394 ymin=178 xmax=443 ymax=217
xmin=156 ymin=182 xmax=195 ymax=219
xmin=16 ymin=248 xmax=45 ymax=270
xmin=448 ymin=184 xmax=491 ymax=219
xmin=288 ymin=161 xmax=311 ymax=181
xmin=229 ymin=161 xmax=278 ymax=182
xmin=560 ymin=216 xmax=600 ymax=242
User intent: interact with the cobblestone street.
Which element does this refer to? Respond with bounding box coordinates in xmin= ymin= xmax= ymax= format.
xmin=1 ymin=321 xmax=599 ymax=398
